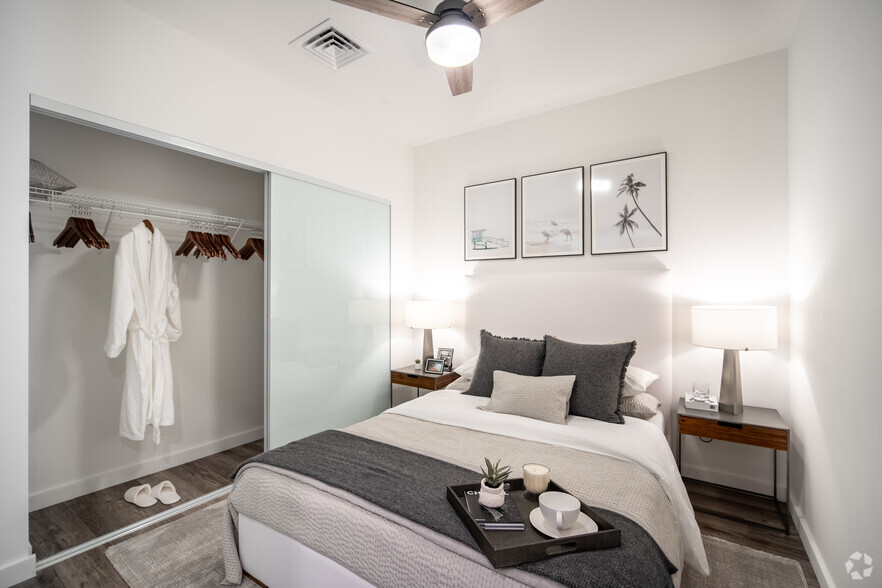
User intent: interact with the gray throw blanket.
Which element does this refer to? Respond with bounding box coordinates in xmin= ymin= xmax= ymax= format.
xmin=233 ymin=430 xmax=676 ymax=588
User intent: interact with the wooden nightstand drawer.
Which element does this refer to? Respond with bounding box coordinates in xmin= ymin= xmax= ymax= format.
xmin=678 ymin=416 xmax=788 ymax=451
xmin=391 ymin=369 xmax=459 ymax=391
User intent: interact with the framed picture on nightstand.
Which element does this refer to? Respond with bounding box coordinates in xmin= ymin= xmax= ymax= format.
xmin=438 ymin=348 xmax=454 ymax=372
xmin=424 ymin=358 xmax=445 ymax=374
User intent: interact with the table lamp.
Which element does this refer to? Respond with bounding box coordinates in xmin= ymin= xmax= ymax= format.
xmin=405 ymin=301 xmax=453 ymax=366
xmin=691 ymin=305 xmax=778 ymax=415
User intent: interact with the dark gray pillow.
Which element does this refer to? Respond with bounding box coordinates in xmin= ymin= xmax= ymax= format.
xmin=541 ymin=335 xmax=636 ymax=424
xmin=463 ymin=330 xmax=546 ymax=397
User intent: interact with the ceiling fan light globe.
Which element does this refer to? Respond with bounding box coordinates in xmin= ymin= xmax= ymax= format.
xmin=425 ymin=17 xmax=481 ymax=67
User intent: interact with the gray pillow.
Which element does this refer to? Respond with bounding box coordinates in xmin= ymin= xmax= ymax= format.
xmin=30 ymin=159 xmax=77 ymax=191
xmin=541 ymin=335 xmax=636 ymax=424
xmin=463 ymin=330 xmax=546 ymax=397
xmin=621 ymin=392 xmax=661 ymax=419
xmin=479 ymin=371 xmax=575 ymax=425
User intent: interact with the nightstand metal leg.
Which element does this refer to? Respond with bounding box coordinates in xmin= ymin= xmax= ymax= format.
xmin=771 ymin=448 xmax=791 ymax=535
xmin=677 ymin=432 xmax=682 ymax=472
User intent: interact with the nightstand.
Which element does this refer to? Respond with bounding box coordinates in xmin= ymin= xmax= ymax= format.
xmin=677 ymin=397 xmax=790 ymax=534
xmin=391 ymin=366 xmax=460 ymax=397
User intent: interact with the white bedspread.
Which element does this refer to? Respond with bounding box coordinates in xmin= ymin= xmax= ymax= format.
xmin=387 ymin=391 xmax=708 ymax=575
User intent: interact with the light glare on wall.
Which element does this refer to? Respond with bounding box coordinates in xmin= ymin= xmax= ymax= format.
xmin=591 ymin=179 xmax=612 ymax=192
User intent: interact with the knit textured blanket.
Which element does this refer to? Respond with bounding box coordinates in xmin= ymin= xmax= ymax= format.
xmin=223 ymin=414 xmax=685 ymax=587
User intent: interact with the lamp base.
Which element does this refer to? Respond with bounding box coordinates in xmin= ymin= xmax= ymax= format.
xmin=719 ymin=348 xmax=743 ymax=415
xmin=422 ymin=328 xmax=434 ymax=367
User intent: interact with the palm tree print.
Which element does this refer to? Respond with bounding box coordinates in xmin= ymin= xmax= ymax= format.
xmin=614 ymin=203 xmax=639 ymax=247
xmin=617 ymin=173 xmax=662 ymax=237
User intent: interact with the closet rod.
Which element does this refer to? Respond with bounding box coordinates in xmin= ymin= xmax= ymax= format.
xmin=29 ymin=187 xmax=264 ymax=234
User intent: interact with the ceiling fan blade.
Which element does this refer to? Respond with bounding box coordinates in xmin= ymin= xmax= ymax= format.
xmin=446 ymin=63 xmax=473 ymax=96
xmin=463 ymin=0 xmax=544 ymax=29
xmin=329 ymin=0 xmax=437 ymax=28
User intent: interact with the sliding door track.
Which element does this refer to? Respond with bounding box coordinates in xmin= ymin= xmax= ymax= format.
xmin=35 ymin=485 xmax=232 ymax=572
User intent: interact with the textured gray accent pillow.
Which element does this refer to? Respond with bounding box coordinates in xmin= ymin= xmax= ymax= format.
xmin=30 ymin=159 xmax=77 ymax=191
xmin=463 ymin=330 xmax=546 ymax=397
xmin=478 ymin=371 xmax=576 ymax=425
xmin=541 ymin=336 xmax=636 ymax=424
xmin=621 ymin=393 xmax=661 ymax=419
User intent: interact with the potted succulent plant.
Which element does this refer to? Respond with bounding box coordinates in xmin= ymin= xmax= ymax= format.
xmin=414 ymin=358 xmax=421 ymax=372
xmin=479 ymin=457 xmax=511 ymax=508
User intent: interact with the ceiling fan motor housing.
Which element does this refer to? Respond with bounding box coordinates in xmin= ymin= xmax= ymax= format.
xmin=426 ymin=0 xmax=481 ymax=67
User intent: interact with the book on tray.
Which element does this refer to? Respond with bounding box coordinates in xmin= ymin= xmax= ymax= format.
xmin=464 ymin=490 xmax=524 ymax=530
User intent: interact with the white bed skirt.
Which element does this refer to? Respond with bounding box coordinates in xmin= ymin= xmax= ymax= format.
xmin=239 ymin=514 xmax=375 ymax=587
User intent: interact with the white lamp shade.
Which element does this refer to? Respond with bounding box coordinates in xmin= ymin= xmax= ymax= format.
xmin=406 ymin=301 xmax=453 ymax=330
xmin=425 ymin=16 xmax=481 ymax=67
xmin=692 ymin=305 xmax=778 ymax=350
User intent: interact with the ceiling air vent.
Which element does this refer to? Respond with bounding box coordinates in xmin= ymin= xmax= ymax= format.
xmin=291 ymin=19 xmax=371 ymax=71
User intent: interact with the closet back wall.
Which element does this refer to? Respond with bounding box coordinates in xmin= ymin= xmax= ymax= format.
xmin=29 ymin=113 xmax=265 ymax=510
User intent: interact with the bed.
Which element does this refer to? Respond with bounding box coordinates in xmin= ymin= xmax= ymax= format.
xmin=222 ymin=270 xmax=710 ymax=587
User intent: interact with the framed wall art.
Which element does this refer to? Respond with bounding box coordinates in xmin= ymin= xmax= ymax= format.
xmin=464 ymin=178 xmax=516 ymax=261
xmin=521 ymin=166 xmax=584 ymax=258
xmin=590 ymin=152 xmax=667 ymax=255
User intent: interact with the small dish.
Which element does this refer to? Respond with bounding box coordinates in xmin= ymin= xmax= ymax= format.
xmin=529 ymin=507 xmax=599 ymax=539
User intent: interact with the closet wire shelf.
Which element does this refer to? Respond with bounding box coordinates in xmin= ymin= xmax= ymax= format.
xmin=29 ymin=187 xmax=264 ymax=238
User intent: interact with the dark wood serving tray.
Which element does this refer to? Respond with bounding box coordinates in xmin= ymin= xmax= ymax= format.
xmin=446 ymin=478 xmax=621 ymax=568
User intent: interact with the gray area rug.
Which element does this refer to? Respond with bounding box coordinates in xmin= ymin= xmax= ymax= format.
xmin=682 ymin=535 xmax=807 ymax=588
xmin=105 ymin=502 xmax=259 ymax=588
xmin=107 ymin=501 xmax=807 ymax=588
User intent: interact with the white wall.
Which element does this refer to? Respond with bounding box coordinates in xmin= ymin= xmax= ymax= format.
xmin=789 ymin=1 xmax=882 ymax=585
xmin=412 ymin=53 xmax=791 ymax=495
xmin=0 ymin=2 xmax=35 ymax=584
xmin=1 ymin=0 xmax=413 ymax=583
xmin=29 ymin=113 xmax=264 ymax=509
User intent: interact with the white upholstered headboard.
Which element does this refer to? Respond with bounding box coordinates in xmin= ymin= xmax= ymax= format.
xmin=463 ymin=270 xmax=673 ymax=430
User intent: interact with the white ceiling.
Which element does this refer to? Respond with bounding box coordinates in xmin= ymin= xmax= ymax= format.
xmin=121 ymin=0 xmax=804 ymax=147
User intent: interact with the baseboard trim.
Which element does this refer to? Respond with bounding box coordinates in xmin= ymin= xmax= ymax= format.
xmin=0 ymin=553 xmax=36 ymax=587
xmin=791 ymin=502 xmax=833 ymax=588
xmin=29 ymin=427 xmax=262 ymax=511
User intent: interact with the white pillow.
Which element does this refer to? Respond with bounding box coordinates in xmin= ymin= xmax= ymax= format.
xmin=454 ymin=356 xmax=478 ymax=380
xmin=621 ymin=393 xmax=661 ymax=419
xmin=478 ymin=370 xmax=575 ymax=425
xmin=622 ymin=366 xmax=660 ymax=397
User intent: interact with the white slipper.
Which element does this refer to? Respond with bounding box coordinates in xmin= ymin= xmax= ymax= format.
xmin=124 ymin=484 xmax=157 ymax=508
xmin=150 ymin=480 xmax=181 ymax=505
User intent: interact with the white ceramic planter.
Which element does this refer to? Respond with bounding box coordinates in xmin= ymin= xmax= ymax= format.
xmin=478 ymin=478 xmax=505 ymax=508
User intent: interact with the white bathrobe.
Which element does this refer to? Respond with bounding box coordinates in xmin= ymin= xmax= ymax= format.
xmin=105 ymin=222 xmax=182 ymax=444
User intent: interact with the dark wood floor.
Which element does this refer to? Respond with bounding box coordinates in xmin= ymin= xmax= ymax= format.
xmin=18 ymin=458 xmax=819 ymax=587
xmin=685 ymin=479 xmax=820 ymax=587
xmin=15 ymin=440 xmax=263 ymax=587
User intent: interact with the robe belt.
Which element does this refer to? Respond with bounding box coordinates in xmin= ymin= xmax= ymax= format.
xmin=133 ymin=327 xmax=169 ymax=444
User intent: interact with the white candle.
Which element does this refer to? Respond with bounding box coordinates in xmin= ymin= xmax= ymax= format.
xmin=523 ymin=463 xmax=551 ymax=494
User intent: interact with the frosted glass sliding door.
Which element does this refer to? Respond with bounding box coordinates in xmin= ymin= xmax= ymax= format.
xmin=267 ymin=174 xmax=390 ymax=449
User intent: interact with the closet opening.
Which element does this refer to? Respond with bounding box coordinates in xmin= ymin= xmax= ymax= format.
xmin=28 ymin=104 xmax=266 ymax=567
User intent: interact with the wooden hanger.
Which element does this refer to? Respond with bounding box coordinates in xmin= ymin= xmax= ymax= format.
xmin=175 ymin=231 xmax=205 ymax=257
xmin=204 ymin=233 xmax=227 ymax=260
xmin=176 ymin=230 xmax=225 ymax=259
xmin=76 ymin=217 xmax=109 ymax=249
xmin=142 ymin=219 xmax=154 ymax=233
xmin=193 ymin=231 xmax=222 ymax=259
xmin=239 ymin=237 xmax=264 ymax=261
xmin=217 ymin=233 xmax=241 ymax=259
xmin=52 ymin=216 xmax=110 ymax=249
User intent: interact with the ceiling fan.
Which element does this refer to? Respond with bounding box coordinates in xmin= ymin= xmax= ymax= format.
xmin=330 ymin=0 xmax=545 ymax=96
